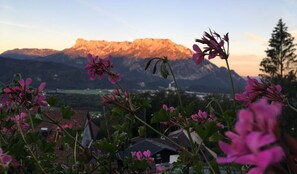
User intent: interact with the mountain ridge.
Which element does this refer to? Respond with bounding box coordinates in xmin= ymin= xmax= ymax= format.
xmin=2 ymin=38 xmax=193 ymax=60
xmin=0 ymin=38 xmax=246 ymax=93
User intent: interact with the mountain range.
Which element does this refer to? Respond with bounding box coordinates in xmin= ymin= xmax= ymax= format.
xmin=0 ymin=38 xmax=246 ymax=93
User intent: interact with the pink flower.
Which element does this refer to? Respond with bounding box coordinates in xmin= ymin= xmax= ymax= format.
xmin=136 ymin=151 xmax=143 ymax=160
xmin=191 ymin=110 xmax=222 ymax=128
xmin=217 ymin=99 xmax=284 ymax=173
xmin=143 ymin=150 xmax=151 ymax=158
xmin=192 ymin=44 xmax=205 ymax=64
xmin=235 ymin=77 xmax=285 ymax=106
xmin=15 ymin=112 xmax=26 ymax=121
xmin=143 ymin=150 xmax=154 ymax=161
xmin=108 ymin=72 xmax=121 ymax=84
xmin=156 ymin=165 xmax=166 ymax=173
xmin=1 ymin=78 xmax=47 ymax=111
xmin=216 ymin=122 xmax=224 ymax=129
xmin=102 ymin=88 xmax=134 ymax=113
xmin=0 ymin=148 xmax=13 ymax=167
xmin=160 ymin=121 xmax=172 ymax=125
xmin=14 ymin=112 xmax=29 ymax=129
xmin=193 ymin=30 xmax=229 ymax=64
xmin=169 ymin=107 xmax=175 ymax=113
xmin=85 ymin=54 xmax=121 ymax=84
xmin=162 ymin=104 xmax=168 ymax=110
xmin=62 ymin=124 xmax=73 ymax=129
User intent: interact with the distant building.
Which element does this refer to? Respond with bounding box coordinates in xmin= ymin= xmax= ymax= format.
xmin=38 ymin=110 xmax=99 ymax=164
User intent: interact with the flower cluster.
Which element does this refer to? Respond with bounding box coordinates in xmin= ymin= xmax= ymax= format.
xmin=235 ymin=77 xmax=285 ymax=106
xmin=191 ymin=110 xmax=224 ymax=128
xmin=103 ymin=87 xmax=134 ymax=113
xmin=131 ymin=150 xmax=154 ymax=161
xmin=160 ymin=104 xmax=188 ymax=126
xmin=1 ymin=112 xmax=29 ymax=134
xmin=85 ymin=54 xmax=121 ymax=84
xmin=217 ymin=99 xmax=284 ymax=174
xmin=193 ymin=30 xmax=229 ymax=64
xmin=0 ymin=148 xmax=13 ymax=168
xmin=1 ymin=78 xmax=47 ymax=111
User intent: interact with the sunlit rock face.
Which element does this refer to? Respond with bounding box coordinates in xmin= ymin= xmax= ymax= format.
xmin=1 ymin=48 xmax=58 ymax=58
xmin=67 ymin=38 xmax=193 ymax=59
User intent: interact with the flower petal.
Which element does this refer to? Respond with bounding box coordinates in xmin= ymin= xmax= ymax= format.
xmin=216 ymin=156 xmax=237 ymax=164
xmin=193 ymin=44 xmax=201 ymax=53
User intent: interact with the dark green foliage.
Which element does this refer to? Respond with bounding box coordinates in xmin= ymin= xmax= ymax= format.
xmin=60 ymin=106 xmax=75 ymax=119
xmin=260 ymin=19 xmax=297 ymax=84
xmin=259 ymin=19 xmax=297 ymax=137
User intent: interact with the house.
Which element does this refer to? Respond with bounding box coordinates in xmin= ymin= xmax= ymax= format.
xmin=168 ymin=129 xmax=217 ymax=159
xmin=121 ymin=138 xmax=178 ymax=164
xmin=37 ymin=109 xmax=100 ymax=163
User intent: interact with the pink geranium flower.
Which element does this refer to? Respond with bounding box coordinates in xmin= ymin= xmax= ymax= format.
xmin=85 ymin=54 xmax=121 ymax=84
xmin=62 ymin=124 xmax=73 ymax=129
xmin=1 ymin=78 xmax=47 ymax=111
xmin=217 ymin=99 xmax=284 ymax=174
xmin=14 ymin=112 xmax=29 ymax=129
xmin=235 ymin=77 xmax=285 ymax=106
xmin=0 ymin=148 xmax=13 ymax=167
xmin=136 ymin=151 xmax=143 ymax=160
xmin=131 ymin=150 xmax=154 ymax=161
xmin=193 ymin=30 xmax=229 ymax=64
xmin=192 ymin=44 xmax=205 ymax=64
xmin=191 ymin=110 xmax=223 ymax=128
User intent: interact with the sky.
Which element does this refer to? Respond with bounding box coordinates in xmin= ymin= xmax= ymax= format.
xmin=1 ymin=0 xmax=297 ymax=76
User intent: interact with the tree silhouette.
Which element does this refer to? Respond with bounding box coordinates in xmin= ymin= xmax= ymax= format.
xmin=259 ymin=19 xmax=297 ymax=85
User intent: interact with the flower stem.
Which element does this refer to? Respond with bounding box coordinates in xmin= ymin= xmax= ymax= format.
xmin=225 ymin=59 xmax=236 ymax=107
xmin=288 ymin=103 xmax=297 ymax=113
xmin=16 ymin=122 xmax=46 ymax=174
xmin=42 ymin=112 xmax=108 ymax=170
xmin=167 ymin=62 xmax=196 ymax=149
xmin=167 ymin=62 xmax=184 ymax=112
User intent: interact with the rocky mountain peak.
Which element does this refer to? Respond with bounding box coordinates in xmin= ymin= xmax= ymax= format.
xmin=2 ymin=48 xmax=58 ymax=57
xmin=68 ymin=38 xmax=193 ymax=59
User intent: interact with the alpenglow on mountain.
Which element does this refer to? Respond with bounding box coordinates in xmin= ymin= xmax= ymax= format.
xmin=64 ymin=38 xmax=193 ymax=59
xmin=0 ymin=38 xmax=246 ymax=93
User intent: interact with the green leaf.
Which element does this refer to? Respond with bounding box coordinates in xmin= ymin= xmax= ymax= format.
xmin=26 ymin=132 xmax=40 ymax=144
xmin=111 ymin=107 xmax=127 ymax=117
xmin=12 ymin=73 xmax=22 ymax=85
xmin=138 ymin=126 xmax=146 ymax=137
xmin=209 ymin=159 xmax=221 ymax=174
xmin=98 ymin=139 xmax=118 ymax=153
xmin=209 ymin=132 xmax=225 ymax=142
xmin=205 ymin=121 xmax=218 ymax=139
xmin=60 ymin=106 xmax=75 ymax=119
xmin=184 ymin=103 xmax=195 ymax=117
xmin=38 ymin=141 xmax=55 ymax=153
xmin=47 ymin=96 xmax=59 ymax=107
xmin=112 ymin=122 xmax=128 ymax=132
xmin=195 ymin=124 xmax=206 ymax=139
xmin=193 ymin=162 xmax=203 ymax=174
xmin=151 ymin=109 xmax=170 ymax=124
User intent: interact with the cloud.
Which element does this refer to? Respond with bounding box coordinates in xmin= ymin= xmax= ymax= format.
xmin=0 ymin=20 xmax=36 ymax=29
xmin=244 ymin=32 xmax=266 ymax=44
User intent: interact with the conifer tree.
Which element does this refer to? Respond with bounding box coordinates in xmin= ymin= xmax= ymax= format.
xmin=260 ymin=19 xmax=297 ymax=85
